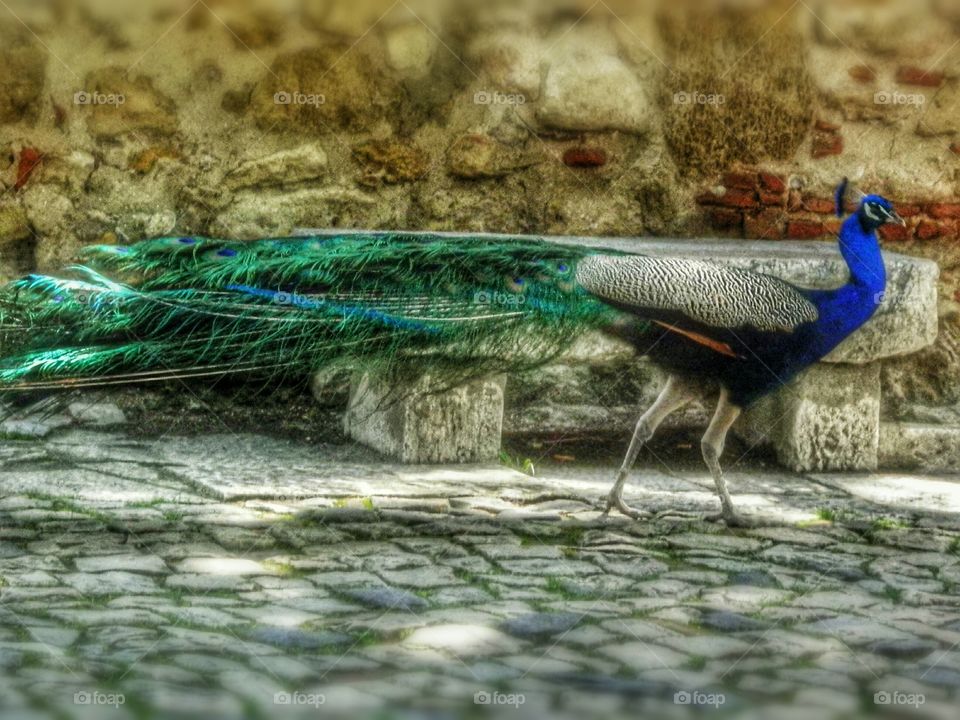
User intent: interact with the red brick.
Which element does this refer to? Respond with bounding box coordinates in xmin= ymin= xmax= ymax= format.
xmin=744 ymin=208 xmax=785 ymax=239
xmin=936 ymin=219 xmax=959 ymax=238
xmin=786 ymin=219 xmax=826 ymax=239
xmin=812 ymin=132 xmax=843 ymax=158
xmin=706 ymin=208 xmax=743 ymax=232
xmin=758 ymin=172 xmax=786 ymax=194
xmin=895 ymin=203 xmax=922 ymax=217
xmin=824 ymin=219 xmax=842 ymax=235
xmin=879 ymin=223 xmax=908 ymax=242
xmin=759 ymin=191 xmax=785 ymax=206
xmin=896 ymin=65 xmax=944 ymax=87
xmin=815 ymin=118 xmax=841 ymax=132
xmin=926 ymin=203 xmax=960 ymax=219
xmin=15 ymin=147 xmax=42 ymax=191
xmin=562 ymin=147 xmax=607 ymax=168
xmin=802 ymin=197 xmax=836 ymax=214
xmin=951 ymin=142 xmax=960 ymax=155
xmin=848 ymin=64 xmax=876 ymax=83
xmin=722 ymin=170 xmax=758 ymax=190
xmin=699 ymin=188 xmax=757 ymax=209
xmin=916 ymin=220 xmax=945 ymax=240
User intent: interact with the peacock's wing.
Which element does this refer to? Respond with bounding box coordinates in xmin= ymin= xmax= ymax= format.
xmin=0 ymin=234 xmax=624 ymax=391
xmin=575 ymin=254 xmax=818 ymax=334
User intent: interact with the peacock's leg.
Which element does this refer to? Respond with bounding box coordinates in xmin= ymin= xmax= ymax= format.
xmin=602 ymin=376 xmax=698 ymax=519
xmin=699 ymin=387 xmax=749 ymax=527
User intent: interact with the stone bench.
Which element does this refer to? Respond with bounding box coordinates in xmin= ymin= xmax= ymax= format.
xmin=299 ymin=231 xmax=939 ymax=471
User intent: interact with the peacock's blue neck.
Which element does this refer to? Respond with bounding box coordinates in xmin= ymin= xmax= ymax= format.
xmin=800 ymin=214 xmax=886 ymax=362
xmin=838 ymin=214 xmax=886 ymax=296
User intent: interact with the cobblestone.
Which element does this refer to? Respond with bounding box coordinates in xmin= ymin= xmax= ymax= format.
xmin=0 ymin=430 xmax=958 ymax=719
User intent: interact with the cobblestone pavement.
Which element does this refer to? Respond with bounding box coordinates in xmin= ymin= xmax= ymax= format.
xmin=1 ymin=429 xmax=959 ymax=719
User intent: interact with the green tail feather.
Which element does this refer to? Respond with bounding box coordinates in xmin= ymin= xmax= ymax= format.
xmin=0 ymin=233 xmax=630 ymax=391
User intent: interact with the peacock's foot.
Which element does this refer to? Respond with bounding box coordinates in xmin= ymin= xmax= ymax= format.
xmin=702 ymin=508 xmax=757 ymax=528
xmin=600 ymin=489 xmax=652 ymax=521
xmin=718 ymin=511 xmax=757 ymax=529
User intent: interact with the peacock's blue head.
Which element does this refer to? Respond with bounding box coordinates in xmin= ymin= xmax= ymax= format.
xmin=857 ymin=194 xmax=905 ymax=232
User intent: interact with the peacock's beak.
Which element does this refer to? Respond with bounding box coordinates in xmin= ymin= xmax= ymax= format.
xmin=887 ymin=210 xmax=906 ymax=226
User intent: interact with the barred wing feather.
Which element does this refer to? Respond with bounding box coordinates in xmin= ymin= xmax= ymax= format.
xmin=575 ymin=255 xmax=818 ymax=333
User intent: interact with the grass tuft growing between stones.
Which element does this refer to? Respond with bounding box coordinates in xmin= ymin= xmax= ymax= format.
xmin=515 ymin=525 xmax=585 ymax=548
xmin=882 ymin=585 xmax=904 ymax=604
xmin=499 ymin=451 xmax=536 ymax=476
xmin=451 ymin=568 xmax=502 ymax=599
xmin=23 ymin=492 xmax=115 ymax=526
xmin=544 ymin=576 xmax=585 ymax=600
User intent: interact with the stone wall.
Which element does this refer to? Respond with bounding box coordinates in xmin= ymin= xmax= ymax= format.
xmin=1 ymin=0 xmax=959 ymax=425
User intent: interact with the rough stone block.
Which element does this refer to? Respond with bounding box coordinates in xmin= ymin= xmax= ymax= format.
xmin=879 ymin=422 xmax=960 ymax=472
xmin=537 ymin=51 xmax=652 ymax=133
xmin=736 ymin=363 xmax=881 ymax=472
xmin=344 ymin=371 xmax=506 ymax=464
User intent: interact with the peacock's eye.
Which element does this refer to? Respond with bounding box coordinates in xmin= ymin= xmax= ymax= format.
xmin=178 ymin=237 xmax=196 ymax=244
xmin=557 ymin=263 xmax=569 ymax=273
xmin=217 ymin=248 xmax=238 ymax=257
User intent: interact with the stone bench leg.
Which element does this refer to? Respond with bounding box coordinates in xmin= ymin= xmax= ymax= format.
xmin=344 ymin=370 xmax=506 ymax=463
xmin=735 ymin=363 xmax=880 ymax=472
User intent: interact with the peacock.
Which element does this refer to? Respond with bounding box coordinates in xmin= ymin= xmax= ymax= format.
xmin=0 ymin=182 xmax=903 ymax=527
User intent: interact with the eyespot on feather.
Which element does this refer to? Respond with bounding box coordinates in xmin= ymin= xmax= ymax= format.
xmin=204 ymin=247 xmax=240 ymax=262
xmin=505 ymin=275 xmax=526 ymax=293
xmin=148 ymin=236 xmax=200 ymax=253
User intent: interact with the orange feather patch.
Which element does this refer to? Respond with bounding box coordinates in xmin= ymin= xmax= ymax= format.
xmin=653 ymin=321 xmax=740 ymax=358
